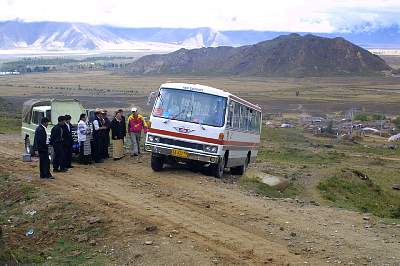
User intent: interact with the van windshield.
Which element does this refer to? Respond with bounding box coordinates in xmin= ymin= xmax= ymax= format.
xmin=152 ymin=88 xmax=227 ymax=127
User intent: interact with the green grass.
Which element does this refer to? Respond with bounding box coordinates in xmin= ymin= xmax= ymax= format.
xmin=0 ymin=172 xmax=109 ymax=265
xmin=240 ymin=177 xmax=302 ymax=198
xmin=0 ymin=116 xmax=20 ymax=133
xmin=258 ymin=148 xmax=344 ymax=165
xmin=318 ymin=174 xmax=400 ymax=219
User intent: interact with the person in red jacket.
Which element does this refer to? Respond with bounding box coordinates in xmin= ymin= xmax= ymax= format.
xmin=127 ymin=107 xmax=148 ymax=156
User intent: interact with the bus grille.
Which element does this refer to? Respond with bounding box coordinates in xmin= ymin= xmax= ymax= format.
xmin=159 ymin=137 xmax=204 ymax=151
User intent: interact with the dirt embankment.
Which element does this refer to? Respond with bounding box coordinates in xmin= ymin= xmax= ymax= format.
xmin=0 ymin=134 xmax=399 ymax=265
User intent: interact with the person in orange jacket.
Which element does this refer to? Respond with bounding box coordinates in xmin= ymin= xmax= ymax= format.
xmin=127 ymin=107 xmax=148 ymax=156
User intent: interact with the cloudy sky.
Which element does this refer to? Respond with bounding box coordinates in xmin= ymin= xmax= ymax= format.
xmin=1 ymin=0 xmax=400 ymax=32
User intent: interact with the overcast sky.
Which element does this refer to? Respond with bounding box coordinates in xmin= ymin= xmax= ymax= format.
xmin=1 ymin=0 xmax=400 ymax=32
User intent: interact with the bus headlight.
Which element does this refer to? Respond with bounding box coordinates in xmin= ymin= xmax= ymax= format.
xmin=148 ymin=135 xmax=160 ymax=143
xmin=204 ymin=145 xmax=218 ymax=153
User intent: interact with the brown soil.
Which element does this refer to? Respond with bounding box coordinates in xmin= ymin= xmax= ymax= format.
xmin=1 ymin=134 xmax=399 ymax=265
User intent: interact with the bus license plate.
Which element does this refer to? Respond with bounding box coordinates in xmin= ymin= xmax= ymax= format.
xmin=171 ymin=149 xmax=188 ymax=158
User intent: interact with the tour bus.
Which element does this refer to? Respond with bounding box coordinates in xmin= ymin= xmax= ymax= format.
xmin=145 ymin=83 xmax=262 ymax=178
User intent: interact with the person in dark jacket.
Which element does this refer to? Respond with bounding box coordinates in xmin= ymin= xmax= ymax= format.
xmin=50 ymin=116 xmax=67 ymax=172
xmin=102 ymin=110 xmax=111 ymax=159
xmin=92 ymin=109 xmax=107 ymax=163
xmin=34 ymin=117 xmax=54 ymax=179
xmin=62 ymin=114 xmax=74 ymax=168
xmin=117 ymin=109 xmax=127 ymax=139
xmin=110 ymin=111 xmax=125 ymax=160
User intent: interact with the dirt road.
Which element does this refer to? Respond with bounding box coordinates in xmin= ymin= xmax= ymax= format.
xmin=1 ymin=134 xmax=399 ymax=265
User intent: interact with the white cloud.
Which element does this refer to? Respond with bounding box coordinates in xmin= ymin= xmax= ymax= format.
xmin=0 ymin=0 xmax=400 ymax=32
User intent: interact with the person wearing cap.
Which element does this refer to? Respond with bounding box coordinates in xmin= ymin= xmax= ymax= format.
xmin=92 ymin=109 xmax=107 ymax=163
xmin=62 ymin=114 xmax=74 ymax=168
xmin=33 ymin=117 xmax=54 ymax=179
xmin=110 ymin=110 xmax=125 ymax=160
xmin=50 ymin=116 xmax=67 ymax=172
xmin=127 ymin=107 xmax=148 ymax=156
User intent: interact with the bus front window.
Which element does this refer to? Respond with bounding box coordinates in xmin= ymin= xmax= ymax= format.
xmin=153 ymin=88 xmax=227 ymax=127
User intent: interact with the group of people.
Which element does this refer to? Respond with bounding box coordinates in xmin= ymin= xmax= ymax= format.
xmin=34 ymin=107 xmax=148 ymax=179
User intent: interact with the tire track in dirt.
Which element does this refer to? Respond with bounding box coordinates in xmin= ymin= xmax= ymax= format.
xmin=41 ymin=164 xmax=307 ymax=265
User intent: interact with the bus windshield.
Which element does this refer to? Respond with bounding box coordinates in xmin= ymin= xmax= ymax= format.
xmin=152 ymin=88 xmax=227 ymax=127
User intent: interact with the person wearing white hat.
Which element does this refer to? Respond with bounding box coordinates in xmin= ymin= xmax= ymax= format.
xmin=127 ymin=107 xmax=147 ymax=156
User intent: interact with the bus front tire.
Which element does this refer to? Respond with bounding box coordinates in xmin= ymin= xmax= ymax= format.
xmin=151 ymin=153 xmax=164 ymax=172
xmin=211 ymin=156 xmax=225 ymax=178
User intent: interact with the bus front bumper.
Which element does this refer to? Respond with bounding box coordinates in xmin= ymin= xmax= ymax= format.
xmin=145 ymin=144 xmax=219 ymax=164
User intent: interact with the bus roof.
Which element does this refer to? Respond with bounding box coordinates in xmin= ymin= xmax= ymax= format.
xmin=160 ymin=83 xmax=261 ymax=112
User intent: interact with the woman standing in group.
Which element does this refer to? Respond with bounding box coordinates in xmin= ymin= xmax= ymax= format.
xmin=110 ymin=110 xmax=126 ymax=160
xmin=77 ymin=113 xmax=92 ymax=164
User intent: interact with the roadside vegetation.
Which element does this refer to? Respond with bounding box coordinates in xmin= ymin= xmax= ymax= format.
xmin=241 ymin=126 xmax=400 ymax=220
xmin=0 ymin=97 xmax=20 ymax=134
xmin=0 ymin=172 xmax=110 ymax=264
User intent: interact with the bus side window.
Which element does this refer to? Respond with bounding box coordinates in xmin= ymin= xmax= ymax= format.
xmin=227 ymin=102 xmax=234 ymax=127
xmin=240 ymin=105 xmax=247 ymax=131
xmin=233 ymin=102 xmax=240 ymax=129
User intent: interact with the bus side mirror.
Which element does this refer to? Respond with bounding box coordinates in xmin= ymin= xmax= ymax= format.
xmin=147 ymin=91 xmax=157 ymax=105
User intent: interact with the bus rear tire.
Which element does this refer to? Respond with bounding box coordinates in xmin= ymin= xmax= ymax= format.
xmin=151 ymin=153 xmax=164 ymax=172
xmin=231 ymin=156 xmax=249 ymax=175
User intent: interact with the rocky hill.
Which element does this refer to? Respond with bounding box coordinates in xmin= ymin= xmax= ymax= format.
xmin=128 ymin=34 xmax=391 ymax=76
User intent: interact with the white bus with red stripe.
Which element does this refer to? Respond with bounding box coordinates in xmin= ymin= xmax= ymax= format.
xmin=145 ymin=83 xmax=262 ymax=178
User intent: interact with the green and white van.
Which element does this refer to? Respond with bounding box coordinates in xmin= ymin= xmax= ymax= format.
xmin=21 ymin=99 xmax=85 ymax=155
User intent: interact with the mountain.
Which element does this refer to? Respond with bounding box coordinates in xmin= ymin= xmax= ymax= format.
xmin=1 ymin=20 xmax=400 ymax=53
xmin=127 ymin=34 xmax=391 ymax=76
xmin=0 ymin=21 xmax=228 ymax=52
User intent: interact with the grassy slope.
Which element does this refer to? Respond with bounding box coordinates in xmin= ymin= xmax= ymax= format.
xmin=242 ymin=127 xmax=400 ymax=220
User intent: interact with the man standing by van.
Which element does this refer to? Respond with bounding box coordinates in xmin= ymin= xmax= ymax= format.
xmin=128 ymin=107 xmax=147 ymax=156
xmin=63 ymin=114 xmax=74 ymax=169
xmin=92 ymin=109 xmax=107 ymax=163
xmin=34 ymin=117 xmax=53 ymax=179
xmin=50 ymin=116 xmax=67 ymax=172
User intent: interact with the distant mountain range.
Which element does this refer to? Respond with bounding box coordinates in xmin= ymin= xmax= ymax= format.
xmin=127 ymin=34 xmax=391 ymax=77
xmin=1 ymin=20 xmax=400 ymax=53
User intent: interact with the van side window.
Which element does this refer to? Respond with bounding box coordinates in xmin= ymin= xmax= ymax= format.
xmin=32 ymin=111 xmax=44 ymax=125
xmin=46 ymin=110 xmax=51 ymax=122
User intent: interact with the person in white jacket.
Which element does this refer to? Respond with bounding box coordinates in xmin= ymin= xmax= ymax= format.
xmin=77 ymin=113 xmax=92 ymax=164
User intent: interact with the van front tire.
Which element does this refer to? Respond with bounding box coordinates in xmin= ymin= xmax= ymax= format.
xmin=151 ymin=153 xmax=164 ymax=172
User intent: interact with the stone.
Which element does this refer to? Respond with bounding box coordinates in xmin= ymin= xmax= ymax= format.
xmin=88 ymin=216 xmax=101 ymax=224
xmin=76 ymin=234 xmax=88 ymax=242
xmin=144 ymin=240 xmax=153 ymax=245
xmin=89 ymin=240 xmax=97 ymax=246
xmin=145 ymin=225 xmax=158 ymax=232
xmin=392 ymin=184 xmax=400 ymax=190
xmin=363 ymin=217 xmax=370 ymax=221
